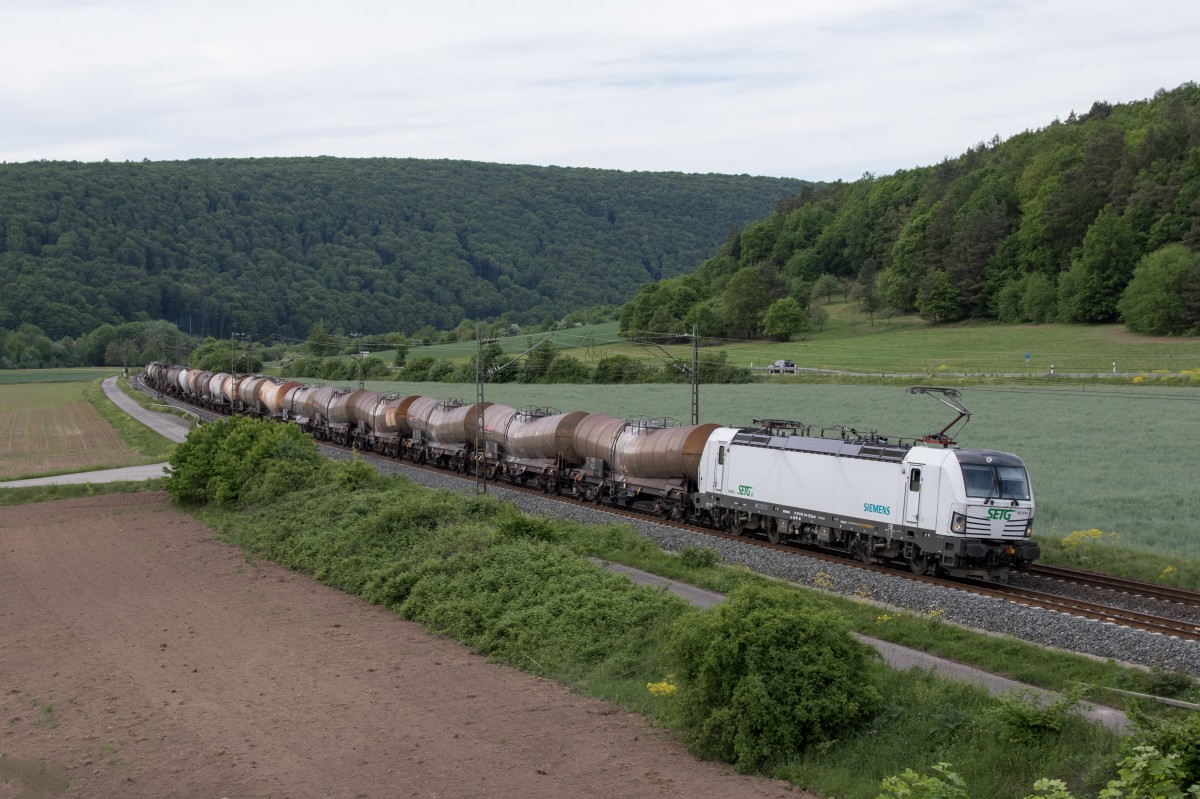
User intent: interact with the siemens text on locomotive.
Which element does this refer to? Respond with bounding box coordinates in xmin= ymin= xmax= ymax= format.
xmin=144 ymin=363 xmax=1040 ymax=580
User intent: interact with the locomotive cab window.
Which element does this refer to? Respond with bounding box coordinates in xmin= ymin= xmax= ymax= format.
xmin=908 ymin=468 xmax=921 ymax=492
xmin=961 ymin=464 xmax=1030 ymax=501
xmin=717 ymin=445 xmax=725 ymax=465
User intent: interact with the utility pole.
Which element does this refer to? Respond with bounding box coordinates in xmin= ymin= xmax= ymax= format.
xmin=691 ymin=324 xmax=699 ymax=425
xmin=350 ymin=332 xmax=365 ymax=390
xmin=474 ymin=323 xmax=488 ymax=495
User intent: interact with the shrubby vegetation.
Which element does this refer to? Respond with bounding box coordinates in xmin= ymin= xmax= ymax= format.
xmin=621 ymin=83 xmax=1200 ymax=339
xmin=665 ymin=583 xmax=882 ymax=772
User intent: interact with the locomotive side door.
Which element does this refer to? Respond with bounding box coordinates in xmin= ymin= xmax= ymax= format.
xmin=903 ymin=466 xmax=921 ymax=525
xmin=713 ymin=444 xmax=727 ymax=493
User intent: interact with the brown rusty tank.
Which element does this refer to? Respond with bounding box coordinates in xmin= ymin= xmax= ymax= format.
xmin=612 ymin=422 xmax=719 ymax=481
xmin=407 ymin=397 xmax=491 ymax=444
xmin=481 ymin=405 xmax=521 ymax=448
xmin=346 ymin=391 xmax=383 ymax=429
xmin=183 ymin=370 xmax=206 ymax=398
xmin=262 ymin=380 xmax=302 ymax=416
xmin=573 ymin=413 xmax=628 ymax=464
xmin=505 ymin=410 xmax=589 ymax=463
xmin=379 ymin=395 xmax=420 ymax=435
xmin=575 ymin=414 xmax=718 ymax=481
xmin=219 ymin=374 xmax=238 ymax=404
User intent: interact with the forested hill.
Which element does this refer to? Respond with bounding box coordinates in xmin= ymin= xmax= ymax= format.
xmin=0 ymin=157 xmax=810 ymax=338
xmin=621 ymin=83 xmax=1200 ymax=339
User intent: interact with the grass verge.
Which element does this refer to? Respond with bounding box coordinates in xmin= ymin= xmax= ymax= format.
xmin=0 ymin=479 xmax=165 ymax=506
xmin=84 ymin=378 xmax=177 ymax=461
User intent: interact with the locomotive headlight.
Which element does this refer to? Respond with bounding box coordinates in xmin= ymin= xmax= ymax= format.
xmin=950 ymin=513 xmax=966 ymax=534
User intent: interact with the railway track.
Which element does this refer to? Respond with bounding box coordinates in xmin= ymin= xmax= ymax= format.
xmin=147 ymin=379 xmax=1200 ymax=642
xmin=1028 ymin=562 xmax=1200 ymax=607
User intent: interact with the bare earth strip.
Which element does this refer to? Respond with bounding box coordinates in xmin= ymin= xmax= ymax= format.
xmin=0 ymin=493 xmax=801 ymax=799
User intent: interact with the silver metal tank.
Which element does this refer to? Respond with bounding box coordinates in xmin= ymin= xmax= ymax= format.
xmin=305 ymin=386 xmax=347 ymax=421
xmin=287 ymin=385 xmax=319 ymax=417
xmin=207 ymin=372 xmax=230 ymax=400
xmin=346 ymin=390 xmax=384 ymax=431
xmin=237 ymin=375 xmax=270 ymax=408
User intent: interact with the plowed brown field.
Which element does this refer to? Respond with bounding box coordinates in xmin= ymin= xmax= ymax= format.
xmin=0 ymin=492 xmax=803 ymax=799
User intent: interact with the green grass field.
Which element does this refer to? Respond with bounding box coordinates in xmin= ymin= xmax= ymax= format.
xmin=0 ymin=367 xmax=123 ymax=385
xmin=393 ymin=310 xmax=1200 ymax=377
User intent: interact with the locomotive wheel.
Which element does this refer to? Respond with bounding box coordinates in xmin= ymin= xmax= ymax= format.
xmin=729 ymin=516 xmax=746 ymax=536
xmin=766 ymin=519 xmax=782 ymax=545
xmin=907 ymin=552 xmax=931 ymax=575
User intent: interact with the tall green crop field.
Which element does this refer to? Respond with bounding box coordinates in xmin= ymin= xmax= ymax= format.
xmin=360 ymin=379 xmax=1198 ymax=561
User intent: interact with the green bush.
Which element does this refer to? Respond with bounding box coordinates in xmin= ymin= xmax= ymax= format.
xmin=989 ymin=687 xmax=1084 ymax=744
xmin=664 ymin=583 xmax=883 ymax=772
xmin=164 ymin=416 xmax=323 ymax=506
xmin=1130 ymin=712 xmax=1200 ymax=786
xmin=679 ymin=545 xmax=720 ymax=569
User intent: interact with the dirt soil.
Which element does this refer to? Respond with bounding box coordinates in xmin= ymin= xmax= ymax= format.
xmin=1 ymin=493 xmax=803 ymax=799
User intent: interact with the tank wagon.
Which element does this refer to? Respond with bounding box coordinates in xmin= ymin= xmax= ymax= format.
xmin=143 ymin=364 xmax=1038 ymax=579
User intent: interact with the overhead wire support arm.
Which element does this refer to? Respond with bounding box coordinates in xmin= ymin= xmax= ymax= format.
xmin=626 ymin=325 xmax=701 ymax=425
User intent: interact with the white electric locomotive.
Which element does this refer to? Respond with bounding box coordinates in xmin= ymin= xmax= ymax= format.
xmin=692 ymin=391 xmax=1038 ymax=580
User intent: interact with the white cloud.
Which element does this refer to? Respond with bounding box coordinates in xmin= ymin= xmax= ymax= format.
xmin=1 ymin=0 xmax=1195 ymax=179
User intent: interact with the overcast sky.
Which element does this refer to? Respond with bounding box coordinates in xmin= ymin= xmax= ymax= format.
xmin=1 ymin=0 xmax=1195 ymax=182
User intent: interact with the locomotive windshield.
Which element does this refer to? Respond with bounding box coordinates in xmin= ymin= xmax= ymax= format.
xmin=960 ymin=463 xmax=1030 ymax=501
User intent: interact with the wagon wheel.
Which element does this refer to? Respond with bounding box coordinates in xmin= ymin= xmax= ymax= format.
xmin=766 ymin=518 xmax=783 ymax=545
xmin=906 ymin=551 xmax=931 ymax=575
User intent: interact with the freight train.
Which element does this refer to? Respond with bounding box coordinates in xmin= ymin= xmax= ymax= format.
xmin=143 ymin=363 xmax=1039 ymax=580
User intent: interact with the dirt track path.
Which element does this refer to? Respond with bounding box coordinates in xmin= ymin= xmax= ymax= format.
xmin=0 ymin=493 xmax=801 ymax=799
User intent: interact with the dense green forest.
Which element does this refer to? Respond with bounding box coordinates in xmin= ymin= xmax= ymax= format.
xmin=0 ymin=158 xmax=809 ymax=339
xmin=621 ymin=83 xmax=1200 ymax=339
